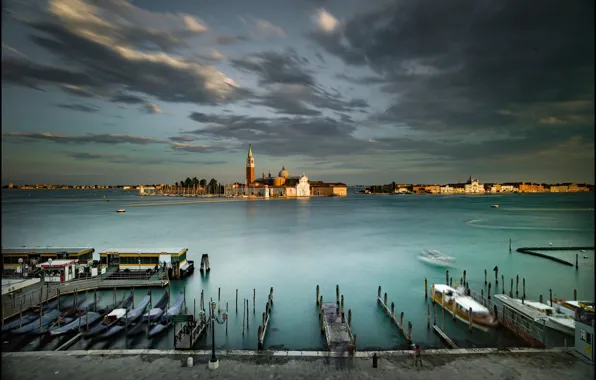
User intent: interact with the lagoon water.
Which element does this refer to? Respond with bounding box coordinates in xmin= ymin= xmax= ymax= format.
xmin=1 ymin=189 xmax=594 ymax=351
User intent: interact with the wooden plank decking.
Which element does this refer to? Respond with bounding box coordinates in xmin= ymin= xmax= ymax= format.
xmin=320 ymin=302 xmax=354 ymax=353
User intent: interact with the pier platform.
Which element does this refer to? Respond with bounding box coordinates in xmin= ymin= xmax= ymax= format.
xmin=320 ymin=302 xmax=354 ymax=353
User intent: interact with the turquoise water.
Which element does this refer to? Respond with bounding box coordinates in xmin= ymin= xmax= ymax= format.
xmin=1 ymin=190 xmax=594 ymax=351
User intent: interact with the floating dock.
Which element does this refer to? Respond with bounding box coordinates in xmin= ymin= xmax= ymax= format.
xmin=317 ymin=285 xmax=355 ymax=354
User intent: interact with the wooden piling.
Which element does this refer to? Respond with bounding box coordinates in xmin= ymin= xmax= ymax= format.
xmin=320 ymin=309 xmax=325 ymax=332
xmin=270 ymin=287 xmax=274 ymax=305
xmin=236 ymin=289 xmax=238 ymax=313
xmin=408 ymin=321 xmax=412 ymax=342
xmin=441 ymin=290 xmax=445 ymax=329
xmin=501 ymin=275 xmax=505 ymax=294
xmin=576 ymin=253 xmax=579 ymax=269
xmin=226 ymin=302 xmax=228 ymax=335
xmin=484 ymin=269 xmax=487 ymax=285
xmin=378 ymin=286 xmax=381 ymax=299
xmin=488 ymin=282 xmax=492 ymax=299
xmin=509 ymin=238 xmax=512 ymax=252
xmin=348 ymin=309 xmax=352 ymax=330
xmin=384 ymin=292 xmax=388 ymax=306
xmin=540 ymin=294 xmax=543 ymax=304
xmin=446 ymin=270 xmax=449 ymax=285
xmin=218 ymin=287 xmax=221 ymax=313
xmin=433 ymin=303 xmax=436 ymax=326
xmin=316 ymin=285 xmax=320 ymax=305
xmin=57 ymin=289 xmax=61 ymax=311
xmin=424 ymin=278 xmax=428 ymax=299
xmin=549 ymin=289 xmax=553 ymax=306
xmin=341 ymin=295 xmax=344 ymax=316
xmin=246 ymin=299 xmax=249 ymax=331
xmin=74 ymin=289 xmax=78 ymax=311
xmin=320 ymin=295 xmax=323 ymax=312
xmin=510 ymin=278 xmax=513 ymax=297
xmin=495 ymin=267 xmax=499 ymax=283
xmin=391 ymin=302 xmax=395 ymax=316
xmin=574 ymin=289 xmax=577 ymax=301
xmin=468 ymin=307 xmax=473 ymax=332
xmin=427 ymin=303 xmax=430 ymax=329
xmin=200 ymin=290 xmax=204 ymax=311
xmin=516 ymin=275 xmax=519 ymax=297
xmin=400 ymin=312 xmax=404 ymax=331
xmin=522 ymin=278 xmax=526 ymax=299
xmin=336 ymin=285 xmax=340 ymax=305
xmin=113 ymin=287 xmax=116 ymax=305
xmin=449 ymin=277 xmax=453 ymax=287
xmin=253 ymin=289 xmax=256 ymax=313
xmin=463 ymin=270 xmax=467 ymax=286
xmin=242 ymin=298 xmax=245 ymax=336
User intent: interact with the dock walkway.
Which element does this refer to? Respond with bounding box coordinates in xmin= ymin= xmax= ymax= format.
xmin=320 ymin=302 xmax=354 ymax=353
xmin=2 ymin=270 xmax=169 ymax=321
xmin=175 ymin=320 xmax=208 ymax=350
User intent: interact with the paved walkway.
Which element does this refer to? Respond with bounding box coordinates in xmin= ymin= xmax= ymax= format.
xmin=2 ymin=350 xmax=593 ymax=379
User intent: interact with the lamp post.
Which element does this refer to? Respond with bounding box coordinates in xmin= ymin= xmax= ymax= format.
xmin=202 ymin=301 xmax=227 ymax=369
xmin=18 ymin=258 xmax=23 ymax=277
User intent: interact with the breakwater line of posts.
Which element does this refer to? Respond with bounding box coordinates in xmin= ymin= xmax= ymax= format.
xmin=316 ymin=285 xmax=356 ymax=355
xmin=376 ymin=286 xmax=413 ymax=346
xmin=516 ymin=246 xmax=594 ymax=268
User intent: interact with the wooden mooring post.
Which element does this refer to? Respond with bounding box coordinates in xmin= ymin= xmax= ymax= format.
xmin=424 ymin=278 xmax=428 ymax=299
xmin=377 ymin=285 xmax=412 ymax=343
xmin=258 ymin=287 xmax=274 ymax=350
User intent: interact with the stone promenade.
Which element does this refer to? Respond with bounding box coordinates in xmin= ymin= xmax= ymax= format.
xmin=2 ymin=349 xmax=593 ymax=380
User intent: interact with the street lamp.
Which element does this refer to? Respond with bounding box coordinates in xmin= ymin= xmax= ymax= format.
xmin=18 ymin=258 xmax=23 ymax=277
xmin=201 ymin=301 xmax=227 ymax=369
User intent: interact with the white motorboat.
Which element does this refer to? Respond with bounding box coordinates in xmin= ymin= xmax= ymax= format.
xmin=432 ymin=284 xmax=498 ymax=331
xmin=513 ymin=298 xmax=576 ymax=336
xmin=116 ymin=209 xmax=126 ymax=213
xmin=419 ymin=249 xmax=455 ymax=268
xmin=490 ymin=204 xmax=499 ymax=208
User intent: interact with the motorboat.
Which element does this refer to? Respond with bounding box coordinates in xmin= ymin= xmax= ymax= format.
xmin=117 ymin=209 xmax=126 ymax=213
xmin=432 ymin=284 xmax=498 ymax=331
xmin=419 ymin=249 xmax=456 ymax=268
xmin=491 ymin=204 xmax=499 ymax=208
xmin=513 ymin=298 xmax=576 ymax=337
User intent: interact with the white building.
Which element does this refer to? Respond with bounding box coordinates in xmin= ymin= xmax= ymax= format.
xmin=296 ymin=174 xmax=310 ymax=197
xmin=440 ymin=185 xmax=454 ymax=194
xmin=464 ymin=176 xmax=485 ymax=194
xmin=501 ymin=185 xmax=515 ymax=192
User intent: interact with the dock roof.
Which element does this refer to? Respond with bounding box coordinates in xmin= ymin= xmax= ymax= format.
xmin=101 ymin=248 xmax=186 ymax=254
xmin=494 ymin=294 xmax=548 ymax=321
xmin=2 ymin=247 xmax=94 ymax=255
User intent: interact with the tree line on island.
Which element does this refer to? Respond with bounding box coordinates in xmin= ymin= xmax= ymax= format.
xmin=170 ymin=177 xmax=224 ymax=195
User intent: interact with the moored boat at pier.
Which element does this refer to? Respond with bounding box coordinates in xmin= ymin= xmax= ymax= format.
xmin=82 ymin=292 xmax=134 ymax=338
xmin=432 ymin=284 xmax=498 ymax=331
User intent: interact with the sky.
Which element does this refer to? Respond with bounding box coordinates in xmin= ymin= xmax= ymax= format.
xmin=1 ymin=0 xmax=594 ymax=186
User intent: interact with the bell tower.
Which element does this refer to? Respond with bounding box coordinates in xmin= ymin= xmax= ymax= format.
xmin=246 ymin=144 xmax=255 ymax=185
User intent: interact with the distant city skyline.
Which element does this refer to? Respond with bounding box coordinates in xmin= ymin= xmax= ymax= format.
xmin=2 ymin=0 xmax=594 ymax=185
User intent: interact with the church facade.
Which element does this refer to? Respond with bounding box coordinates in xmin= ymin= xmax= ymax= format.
xmin=225 ymin=145 xmax=346 ymax=197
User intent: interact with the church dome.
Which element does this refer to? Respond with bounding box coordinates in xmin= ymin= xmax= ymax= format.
xmin=278 ymin=166 xmax=289 ymax=179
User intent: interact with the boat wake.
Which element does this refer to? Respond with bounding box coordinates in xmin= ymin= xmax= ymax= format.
xmin=418 ymin=249 xmax=456 ymax=268
xmin=465 ymin=219 xmax=591 ymax=232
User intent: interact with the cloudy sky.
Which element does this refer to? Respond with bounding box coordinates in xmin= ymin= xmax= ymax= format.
xmin=2 ymin=0 xmax=594 ymax=185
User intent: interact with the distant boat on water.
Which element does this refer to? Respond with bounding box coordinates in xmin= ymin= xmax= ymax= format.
xmin=419 ymin=249 xmax=455 ymax=268
xmin=117 ymin=209 xmax=126 ymax=213
xmin=491 ymin=204 xmax=499 ymax=208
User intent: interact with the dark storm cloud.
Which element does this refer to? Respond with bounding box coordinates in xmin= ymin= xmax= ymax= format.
xmin=2 ymin=2 xmax=245 ymax=106
xmin=169 ymin=136 xmax=197 ymax=143
xmin=215 ymin=35 xmax=249 ymax=45
xmin=110 ymin=93 xmax=146 ymax=104
xmin=230 ymin=49 xmax=315 ymax=86
xmin=310 ymin=0 xmax=594 ymax=143
xmin=187 ymin=113 xmax=371 ymax=157
xmin=56 ymin=103 xmax=100 ymax=113
xmin=4 ymin=132 xmax=165 ymax=145
xmin=66 ymin=152 xmax=127 ymax=161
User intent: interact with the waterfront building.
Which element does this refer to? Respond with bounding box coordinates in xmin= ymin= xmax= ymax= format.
xmin=501 ymin=185 xmax=516 ymax=192
xmin=464 ymin=176 xmax=485 ymax=194
xmin=1 ymin=247 xmax=95 ymax=271
xmin=440 ymin=185 xmax=454 ymax=194
xmin=519 ymin=182 xmax=547 ymax=193
xmin=490 ymin=184 xmax=502 ymax=193
xmin=226 ymin=145 xmax=346 ymax=197
xmin=424 ymin=185 xmax=441 ymax=194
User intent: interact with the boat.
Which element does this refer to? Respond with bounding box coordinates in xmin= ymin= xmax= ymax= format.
xmin=10 ymin=309 xmax=61 ymax=334
xmin=142 ymin=291 xmax=170 ymax=323
xmin=1 ymin=314 xmax=40 ymax=332
xmin=49 ymin=311 xmax=103 ymax=336
xmin=490 ymin=204 xmax=499 ymax=208
xmin=148 ymin=293 xmax=185 ymax=338
xmin=100 ymin=293 xmax=151 ymax=338
xmin=418 ymin=249 xmax=456 ymax=268
xmin=82 ymin=292 xmax=134 ymax=338
xmin=432 ymin=284 xmax=498 ymax=331
xmin=116 ymin=209 xmax=126 ymax=213
xmin=179 ymin=260 xmax=195 ymax=278
xmin=511 ymin=298 xmax=575 ymax=336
